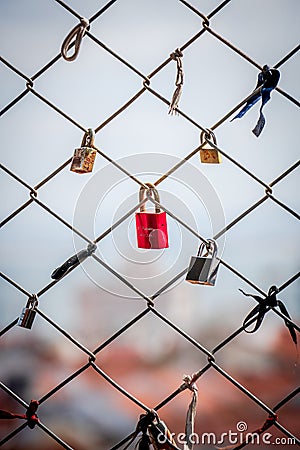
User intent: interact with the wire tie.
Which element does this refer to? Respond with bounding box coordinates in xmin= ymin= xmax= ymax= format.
xmin=61 ymin=17 xmax=89 ymax=62
xmin=216 ymin=413 xmax=278 ymax=449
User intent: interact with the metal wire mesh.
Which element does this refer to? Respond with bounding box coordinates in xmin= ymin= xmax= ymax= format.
xmin=1 ymin=0 xmax=299 ymax=449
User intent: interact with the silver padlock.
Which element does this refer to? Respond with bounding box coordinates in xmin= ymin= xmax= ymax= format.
xmin=186 ymin=239 xmax=219 ymax=286
xmin=18 ymin=295 xmax=38 ymax=329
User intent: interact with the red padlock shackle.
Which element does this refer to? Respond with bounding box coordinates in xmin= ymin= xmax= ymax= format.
xmin=197 ymin=239 xmax=218 ymax=258
xmin=81 ymin=128 xmax=95 ymax=147
xmin=139 ymin=183 xmax=161 ymax=213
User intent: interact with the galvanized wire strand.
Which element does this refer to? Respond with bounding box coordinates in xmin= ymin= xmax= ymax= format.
xmin=181 ymin=1 xmax=300 ymax=107
xmin=273 ymin=386 xmax=300 ymax=412
xmin=1 ymin=198 xmax=34 ymax=228
xmin=278 ymin=272 xmax=300 ymax=292
xmin=38 ymin=363 xmax=91 ymax=404
xmin=0 ymin=88 xmax=30 ymax=117
xmin=204 ymin=25 xmax=300 ymax=108
xmin=0 ymin=318 xmax=18 ymax=337
xmin=145 ymin=195 xmax=266 ymax=295
xmin=210 ymin=362 xmax=276 ymax=416
xmin=91 ymin=253 xmax=154 ymax=307
xmin=268 ymin=194 xmax=300 ymax=220
xmin=0 ymin=164 xmax=36 ymax=193
xmin=0 ymin=390 xmax=74 ymax=450
xmin=26 ymin=84 xmax=86 ymax=131
xmin=275 ymin=44 xmax=300 ymax=69
xmin=0 ymin=56 xmax=33 ymax=86
xmin=0 ymin=423 xmax=29 ymax=448
xmin=90 ymin=361 xmax=152 ymax=413
xmin=0 ymin=271 xmax=31 ymax=297
xmin=35 ymin=308 xmax=96 ymax=359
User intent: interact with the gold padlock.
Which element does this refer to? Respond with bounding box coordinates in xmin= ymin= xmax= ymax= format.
xmin=70 ymin=128 xmax=97 ymax=174
xmin=200 ymin=129 xmax=222 ymax=164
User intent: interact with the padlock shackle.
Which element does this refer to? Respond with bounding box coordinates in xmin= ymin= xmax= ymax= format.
xmin=139 ymin=182 xmax=161 ymax=213
xmin=197 ymin=239 xmax=218 ymax=258
xmin=81 ymin=128 xmax=95 ymax=148
xmin=200 ymin=128 xmax=217 ymax=146
xmin=26 ymin=294 xmax=39 ymax=309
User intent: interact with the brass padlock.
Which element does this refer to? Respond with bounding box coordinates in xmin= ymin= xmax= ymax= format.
xmin=200 ymin=129 xmax=222 ymax=164
xmin=186 ymin=239 xmax=219 ymax=286
xmin=70 ymin=128 xmax=97 ymax=173
xmin=18 ymin=295 xmax=38 ymax=329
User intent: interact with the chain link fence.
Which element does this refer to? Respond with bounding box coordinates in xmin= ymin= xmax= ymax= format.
xmin=1 ymin=0 xmax=299 ymax=449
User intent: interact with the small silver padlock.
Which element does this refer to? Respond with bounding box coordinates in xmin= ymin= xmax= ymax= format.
xmin=70 ymin=128 xmax=97 ymax=174
xmin=186 ymin=239 xmax=219 ymax=286
xmin=18 ymin=295 xmax=38 ymax=329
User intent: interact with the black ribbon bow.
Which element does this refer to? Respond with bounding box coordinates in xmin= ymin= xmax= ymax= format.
xmin=0 ymin=400 xmax=39 ymax=429
xmin=51 ymin=243 xmax=97 ymax=280
xmin=231 ymin=65 xmax=280 ymax=137
xmin=240 ymin=285 xmax=297 ymax=346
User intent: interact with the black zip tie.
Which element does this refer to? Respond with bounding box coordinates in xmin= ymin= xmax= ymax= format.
xmin=61 ymin=17 xmax=89 ymax=61
xmin=169 ymin=48 xmax=184 ymax=115
xmin=231 ymin=65 xmax=280 ymax=137
xmin=0 ymin=400 xmax=39 ymax=429
xmin=51 ymin=243 xmax=97 ymax=280
xmin=240 ymin=285 xmax=297 ymax=346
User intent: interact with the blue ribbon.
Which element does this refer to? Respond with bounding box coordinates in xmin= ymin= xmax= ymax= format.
xmin=231 ymin=65 xmax=280 ymax=137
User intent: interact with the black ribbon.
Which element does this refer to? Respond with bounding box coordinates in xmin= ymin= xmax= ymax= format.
xmin=231 ymin=65 xmax=280 ymax=137
xmin=51 ymin=243 xmax=97 ymax=280
xmin=240 ymin=285 xmax=297 ymax=346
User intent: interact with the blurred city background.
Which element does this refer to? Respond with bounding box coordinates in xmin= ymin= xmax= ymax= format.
xmin=0 ymin=0 xmax=299 ymax=449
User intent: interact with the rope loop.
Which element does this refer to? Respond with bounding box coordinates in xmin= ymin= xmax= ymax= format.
xmin=61 ymin=17 xmax=89 ymax=62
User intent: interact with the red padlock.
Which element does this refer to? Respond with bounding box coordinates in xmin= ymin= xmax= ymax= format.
xmin=135 ymin=183 xmax=169 ymax=249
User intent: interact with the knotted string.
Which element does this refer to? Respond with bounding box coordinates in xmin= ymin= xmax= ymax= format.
xmin=0 ymin=400 xmax=39 ymax=429
xmin=240 ymin=285 xmax=297 ymax=346
xmin=182 ymin=375 xmax=198 ymax=450
xmin=51 ymin=243 xmax=97 ymax=280
xmin=216 ymin=414 xmax=277 ymax=450
xmin=169 ymin=48 xmax=184 ymax=115
xmin=122 ymin=410 xmax=179 ymax=450
xmin=231 ymin=65 xmax=280 ymax=137
xmin=61 ymin=17 xmax=89 ymax=61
